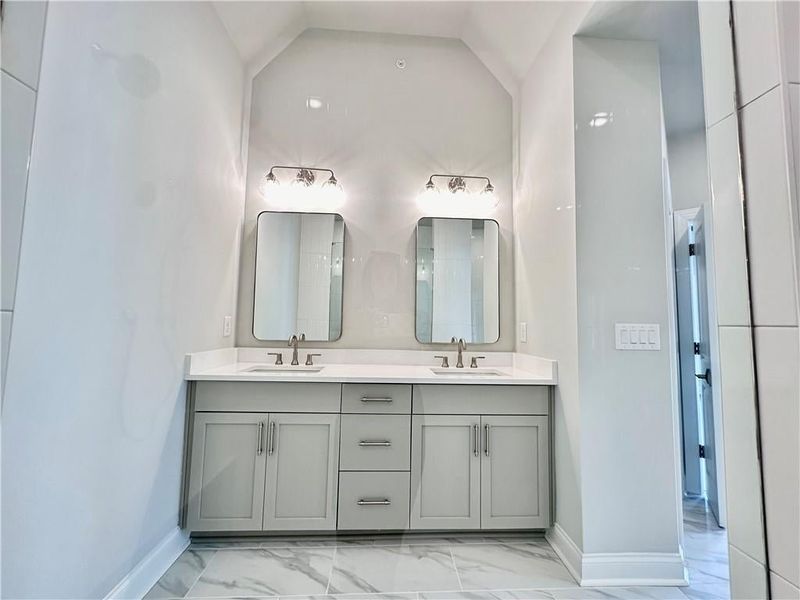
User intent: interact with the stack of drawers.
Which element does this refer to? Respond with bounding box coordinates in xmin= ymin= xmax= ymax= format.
xmin=337 ymin=383 xmax=411 ymax=530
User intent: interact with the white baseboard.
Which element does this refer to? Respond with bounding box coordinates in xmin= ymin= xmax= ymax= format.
xmin=547 ymin=522 xmax=688 ymax=587
xmin=547 ymin=522 xmax=583 ymax=582
xmin=105 ymin=527 xmax=189 ymax=600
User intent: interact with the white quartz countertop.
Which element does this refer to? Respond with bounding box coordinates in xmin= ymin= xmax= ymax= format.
xmin=186 ymin=348 xmax=557 ymax=386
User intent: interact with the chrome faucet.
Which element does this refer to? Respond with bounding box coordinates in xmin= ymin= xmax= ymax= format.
xmin=451 ymin=337 xmax=467 ymax=368
xmin=288 ymin=333 xmax=306 ymax=366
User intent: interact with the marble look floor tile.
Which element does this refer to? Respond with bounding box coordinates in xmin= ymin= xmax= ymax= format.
xmin=328 ymin=545 xmax=460 ymax=593
xmin=185 ymin=547 xmax=335 ymax=597
xmin=452 ymin=543 xmax=577 ymax=591
xmin=145 ymin=549 xmax=216 ymax=599
xmin=495 ymin=588 xmax=689 ymax=599
xmin=278 ymin=594 xmax=418 ymax=600
xmin=418 ymin=592 xmax=507 ymax=599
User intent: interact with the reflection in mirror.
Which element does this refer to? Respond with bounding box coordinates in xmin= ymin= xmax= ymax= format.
xmin=253 ymin=211 xmax=344 ymax=341
xmin=416 ymin=217 xmax=499 ymax=344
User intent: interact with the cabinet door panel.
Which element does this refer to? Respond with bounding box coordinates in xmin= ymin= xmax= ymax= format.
xmin=481 ymin=415 xmax=550 ymax=529
xmin=187 ymin=413 xmax=266 ymax=531
xmin=264 ymin=413 xmax=339 ymax=530
xmin=411 ymin=415 xmax=480 ymax=529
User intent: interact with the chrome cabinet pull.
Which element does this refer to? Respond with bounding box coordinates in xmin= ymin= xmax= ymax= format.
xmin=484 ymin=424 xmax=490 ymax=456
xmin=357 ymin=498 xmax=391 ymax=506
xmin=359 ymin=440 xmax=392 ymax=447
xmin=360 ymin=397 xmax=393 ymax=403
xmin=257 ymin=421 xmax=264 ymax=455
xmin=268 ymin=421 xmax=276 ymax=455
xmin=473 ymin=424 xmax=479 ymax=457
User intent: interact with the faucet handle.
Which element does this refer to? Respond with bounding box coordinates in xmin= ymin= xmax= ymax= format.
xmin=470 ymin=356 xmax=486 ymax=369
xmin=268 ymin=352 xmax=283 ymax=366
xmin=299 ymin=333 xmax=306 ymax=341
xmin=305 ymin=353 xmax=321 ymax=366
xmin=434 ymin=355 xmax=450 ymax=368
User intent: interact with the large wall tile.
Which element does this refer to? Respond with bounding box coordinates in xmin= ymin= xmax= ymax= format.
xmin=698 ymin=0 xmax=737 ymax=126
xmin=740 ymin=87 xmax=798 ymax=326
xmin=772 ymin=571 xmax=800 ymax=600
xmin=778 ymin=0 xmax=800 ymax=84
xmin=789 ymin=84 xmax=800 ymax=236
xmin=0 ymin=0 xmax=47 ymax=90
xmin=1 ymin=72 xmax=37 ymax=311
xmin=706 ymin=115 xmax=751 ymax=327
xmin=718 ymin=326 xmax=766 ymax=564
xmin=732 ymin=0 xmax=781 ymax=107
xmin=729 ymin=545 xmax=769 ymax=600
xmin=755 ymin=326 xmax=800 ymax=588
xmin=1 ymin=310 xmax=11 ymax=393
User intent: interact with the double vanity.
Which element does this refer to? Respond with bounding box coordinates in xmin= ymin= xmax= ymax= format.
xmin=180 ymin=349 xmax=557 ymax=536
xmin=180 ymin=210 xmax=555 ymax=537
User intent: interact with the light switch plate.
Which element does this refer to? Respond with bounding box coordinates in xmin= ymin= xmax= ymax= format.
xmin=223 ymin=315 xmax=232 ymax=337
xmin=520 ymin=322 xmax=527 ymax=343
xmin=615 ymin=323 xmax=660 ymax=350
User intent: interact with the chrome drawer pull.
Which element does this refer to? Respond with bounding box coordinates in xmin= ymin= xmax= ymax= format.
xmin=357 ymin=498 xmax=391 ymax=506
xmin=359 ymin=440 xmax=392 ymax=447
xmin=360 ymin=396 xmax=393 ymax=403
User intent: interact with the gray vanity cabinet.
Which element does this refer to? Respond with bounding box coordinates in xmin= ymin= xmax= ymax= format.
xmin=410 ymin=415 xmax=481 ymax=529
xmin=263 ymin=413 xmax=340 ymax=531
xmin=186 ymin=412 xmax=267 ymax=532
xmin=480 ymin=415 xmax=550 ymax=529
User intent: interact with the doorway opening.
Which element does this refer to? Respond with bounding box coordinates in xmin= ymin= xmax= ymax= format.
xmin=673 ymin=207 xmax=730 ymax=599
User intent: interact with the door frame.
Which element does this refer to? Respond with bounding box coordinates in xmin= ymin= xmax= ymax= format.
xmin=672 ymin=206 xmax=727 ymax=527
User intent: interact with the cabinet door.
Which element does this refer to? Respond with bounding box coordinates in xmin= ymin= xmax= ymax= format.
xmin=480 ymin=415 xmax=550 ymax=529
xmin=264 ymin=413 xmax=340 ymax=530
xmin=187 ymin=413 xmax=267 ymax=531
xmin=411 ymin=415 xmax=481 ymax=529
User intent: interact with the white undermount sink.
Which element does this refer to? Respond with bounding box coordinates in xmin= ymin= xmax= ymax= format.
xmin=430 ymin=367 xmax=504 ymax=376
xmin=242 ymin=365 xmax=324 ymax=374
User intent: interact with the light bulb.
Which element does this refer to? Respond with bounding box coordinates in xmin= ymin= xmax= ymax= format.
xmin=262 ymin=171 xmax=280 ymax=197
xmin=480 ymin=181 xmax=498 ymax=207
xmin=321 ymin=176 xmax=345 ymax=207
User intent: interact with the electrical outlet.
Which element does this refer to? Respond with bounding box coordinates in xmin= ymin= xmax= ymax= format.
xmin=520 ymin=322 xmax=528 ymax=343
xmin=223 ymin=315 xmax=232 ymax=337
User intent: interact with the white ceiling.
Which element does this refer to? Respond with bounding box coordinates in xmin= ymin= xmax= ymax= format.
xmin=212 ymin=0 xmax=706 ymax=132
xmin=211 ymin=1 xmax=570 ymax=89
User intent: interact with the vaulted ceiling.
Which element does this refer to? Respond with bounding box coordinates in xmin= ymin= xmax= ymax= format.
xmin=211 ymin=1 xmax=571 ymax=93
xmin=212 ymin=1 xmax=705 ymax=134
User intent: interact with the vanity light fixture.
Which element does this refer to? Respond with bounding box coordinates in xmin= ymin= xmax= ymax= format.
xmin=419 ymin=174 xmax=498 ymax=208
xmin=263 ymin=165 xmax=344 ymax=207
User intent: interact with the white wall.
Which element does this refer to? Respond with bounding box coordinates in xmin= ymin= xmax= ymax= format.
xmin=573 ymin=37 xmax=681 ymax=556
xmin=729 ymin=0 xmax=800 ymax=594
xmin=1 ymin=0 xmax=48 ymax=389
xmin=0 ymin=2 xmax=245 ymax=597
xmin=237 ymin=28 xmax=513 ymax=350
xmin=514 ymin=3 xmax=591 ymax=551
xmin=667 ymin=130 xmax=711 ymax=212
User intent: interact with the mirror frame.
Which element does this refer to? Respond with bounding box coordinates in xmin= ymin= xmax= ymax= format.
xmin=414 ymin=216 xmax=501 ymax=345
xmin=252 ymin=210 xmax=346 ymax=343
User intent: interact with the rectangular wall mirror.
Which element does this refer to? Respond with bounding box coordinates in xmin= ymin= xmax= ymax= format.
xmin=416 ymin=217 xmax=500 ymax=344
xmin=253 ymin=211 xmax=344 ymax=341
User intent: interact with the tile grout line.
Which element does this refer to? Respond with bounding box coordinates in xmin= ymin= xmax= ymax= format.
xmin=448 ymin=546 xmax=464 ymax=592
xmin=182 ymin=549 xmax=219 ymax=599
xmin=325 ymin=545 xmax=337 ymax=595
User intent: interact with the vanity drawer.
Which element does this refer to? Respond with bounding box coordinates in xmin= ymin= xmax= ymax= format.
xmin=340 ymin=415 xmax=411 ymax=471
xmin=341 ymin=384 xmax=411 ymax=414
xmin=194 ymin=382 xmax=341 ymax=413
xmin=412 ymin=385 xmax=549 ymax=415
xmin=337 ymin=471 xmax=410 ymax=530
